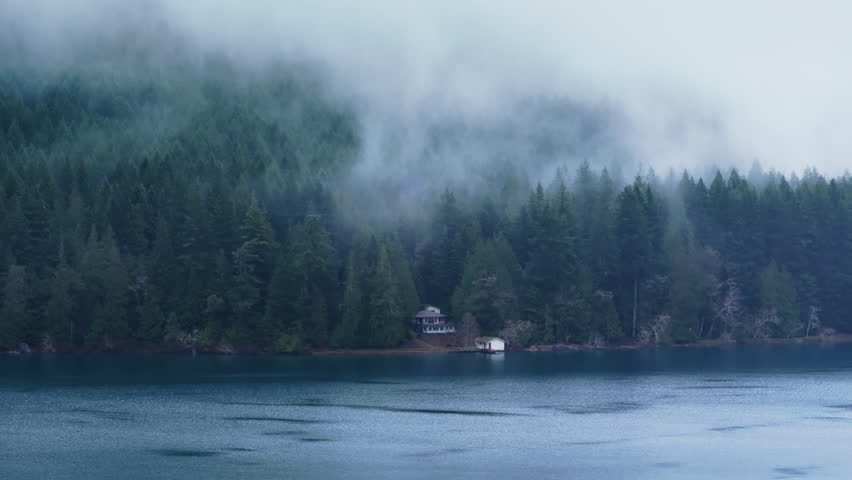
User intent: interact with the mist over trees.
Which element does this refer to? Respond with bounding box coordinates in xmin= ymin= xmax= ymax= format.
xmin=2 ymin=19 xmax=852 ymax=352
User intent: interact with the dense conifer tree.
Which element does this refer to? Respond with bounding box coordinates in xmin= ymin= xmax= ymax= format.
xmin=4 ymin=59 xmax=852 ymax=352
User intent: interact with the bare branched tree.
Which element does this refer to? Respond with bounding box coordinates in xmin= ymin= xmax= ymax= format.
xmin=638 ymin=314 xmax=671 ymax=345
xmin=499 ymin=319 xmax=533 ymax=347
xmin=586 ymin=333 xmax=605 ymax=348
xmin=752 ymin=309 xmax=780 ymax=340
xmin=805 ymin=305 xmax=821 ymax=337
xmin=712 ymin=277 xmax=744 ymax=340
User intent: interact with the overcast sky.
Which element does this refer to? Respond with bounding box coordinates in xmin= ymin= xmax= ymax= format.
xmin=5 ymin=0 xmax=852 ymax=176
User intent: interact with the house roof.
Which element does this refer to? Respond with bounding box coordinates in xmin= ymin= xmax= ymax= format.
xmin=475 ymin=337 xmax=505 ymax=343
xmin=415 ymin=309 xmax=446 ymax=318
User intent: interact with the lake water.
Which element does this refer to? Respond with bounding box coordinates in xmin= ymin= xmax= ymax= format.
xmin=3 ymin=345 xmax=852 ymax=479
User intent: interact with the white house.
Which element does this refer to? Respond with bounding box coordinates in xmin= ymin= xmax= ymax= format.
xmin=413 ymin=305 xmax=456 ymax=334
xmin=475 ymin=336 xmax=506 ymax=353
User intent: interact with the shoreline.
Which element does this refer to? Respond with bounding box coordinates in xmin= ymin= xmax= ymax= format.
xmin=525 ymin=333 xmax=852 ymax=353
xmin=4 ymin=334 xmax=852 ymax=357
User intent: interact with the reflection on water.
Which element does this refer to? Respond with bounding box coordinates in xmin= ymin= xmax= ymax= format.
xmin=565 ymin=439 xmax=628 ymax=446
xmin=3 ymin=344 xmax=852 ymax=479
xmin=773 ymin=465 xmax=820 ymax=478
xmin=222 ymin=416 xmax=330 ymax=424
xmin=707 ymin=423 xmax=773 ymax=432
xmin=291 ymin=402 xmax=527 ymax=416
xmin=679 ymin=384 xmax=770 ymax=389
xmin=535 ymin=401 xmax=645 ymax=415
xmin=261 ymin=429 xmax=309 ymax=436
xmin=153 ymin=448 xmax=224 ymax=458
xmin=404 ymin=447 xmax=470 ymax=457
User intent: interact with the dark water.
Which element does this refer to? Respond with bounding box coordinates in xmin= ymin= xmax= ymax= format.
xmin=3 ymin=344 xmax=852 ymax=479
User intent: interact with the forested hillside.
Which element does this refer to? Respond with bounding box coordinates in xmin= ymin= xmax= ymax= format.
xmin=1 ymin=57 xmax=851 ymax=352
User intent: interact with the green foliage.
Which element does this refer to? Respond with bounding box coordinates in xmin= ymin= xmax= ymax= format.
xmin=45 ymin=262 xmax=80 ymax=345
xmin=0 ymin=265 xmax=30 ymax=349
xmin=332 ymin=251 xmax=363 ymax=348
xmin=137 ymin=297 xmax=165 ymax=344
xmin=452 ymin=236 xmax=520 ymax=335
xmin=365 ymin=244 xmax=406 ymax=347
xmin=615 ymin=177 xmax=663 ymax=338
xmin=274 ymin=329 xmax=303 ymax=354
xmin=81 ymin=229 xmax=130 ymax=345
xmin=757 ymin=260 xmax=801 ymax=337
xmin=0 ymin=62 xmax=848 ymax=352
xmin=666 ymin=229 xmax=719 ymax=343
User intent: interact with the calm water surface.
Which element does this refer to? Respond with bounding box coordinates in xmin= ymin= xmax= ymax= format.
xmin=3 ymin=344 xmax=852 ymax=479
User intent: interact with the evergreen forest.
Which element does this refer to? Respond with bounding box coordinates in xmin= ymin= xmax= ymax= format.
xmin=1 ymin=51 xmax=849 ymax=353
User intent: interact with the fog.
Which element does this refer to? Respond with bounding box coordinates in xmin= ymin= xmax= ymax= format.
xmin=4 ymin=0 xmax=852 ymax=182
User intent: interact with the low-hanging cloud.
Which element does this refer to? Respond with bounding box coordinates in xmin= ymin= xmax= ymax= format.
xmin=5 ymin=0 xmax=852 ymax=180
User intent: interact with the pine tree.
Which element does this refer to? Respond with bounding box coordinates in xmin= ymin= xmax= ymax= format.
xmin=333 ymin=251 xmax=363 ymax=348
xmin=7 ymin=62 xmax=852 ymax=351
xmin=83 ymin=229 xmax=130 ymax=346
xmin=0 ymin=264 xmax=29 ymax=349
xmin=427 ymin=190 xmax=465 ymax=310
xmin=137 ymin=296 xmax=165 ymax=343
xmin=386 ymin=238 xmax=420 ymax=316
xmin=228 ymin=195 xmax=278 ymax=342
xmin=666 ymin=229 xmax=719 ymax=342
xmin=757 ymin=260 xmax=801 ymax=338
xmin=284 ymin=215 xmax=337 ymax=346
xmin=452 ymin=239 xmax=520 ymax=335
xmin=366 ymin=244 xmax=405 ymax=347
xmin=616 ymin=180 xmax=651 ymax=337
xmin=45 ymin=261 xmax=80 ymax=346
